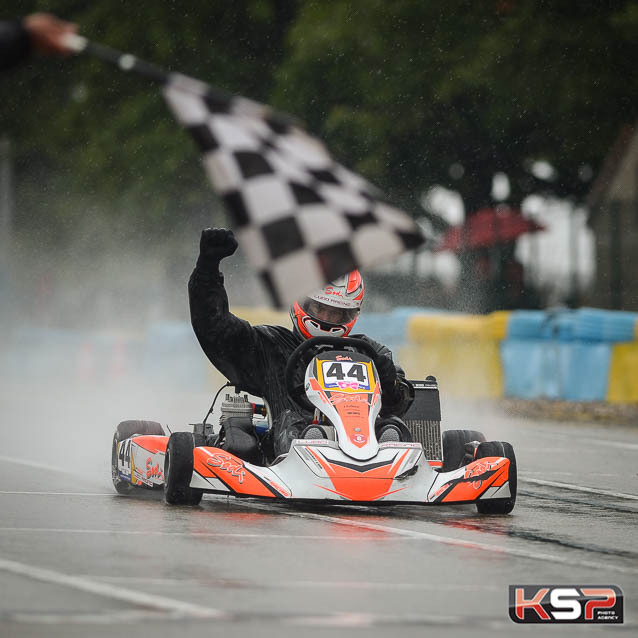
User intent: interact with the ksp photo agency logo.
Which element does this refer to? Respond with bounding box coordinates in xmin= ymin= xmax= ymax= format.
xmin=509 ymin=585 xmax=623 ymax=624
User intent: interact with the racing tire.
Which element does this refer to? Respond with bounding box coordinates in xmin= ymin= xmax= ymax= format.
xmin=164 ymin=432 xmax=203 ymax=506
xmin=441 ymin=429 xmax=486 ymax=472
xmin=112 ymin=420 xmax=164 ymax=495
xmin=475 ymin=441 xmax=517 ymax=515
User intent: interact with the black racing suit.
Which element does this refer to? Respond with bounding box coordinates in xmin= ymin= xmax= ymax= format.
xmin=189 ymin=263 xmax=413 ymax=457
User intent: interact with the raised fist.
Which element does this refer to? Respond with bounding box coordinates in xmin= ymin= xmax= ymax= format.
xmin=198 ymin=227 xmax=238 ymax=267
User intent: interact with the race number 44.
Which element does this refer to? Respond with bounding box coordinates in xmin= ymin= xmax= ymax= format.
xmin=118 ymin=439 xmax=132 ymax=469
xmin=509 ymin=585 xmax=623 ymax=623
xmin=321 ymin=360 xmax=370 ymax=390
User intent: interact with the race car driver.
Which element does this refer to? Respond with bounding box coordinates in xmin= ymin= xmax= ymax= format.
xmin=189 ymin=227 xmax=414 ymax=459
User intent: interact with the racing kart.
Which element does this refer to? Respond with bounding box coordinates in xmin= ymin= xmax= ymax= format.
xmin=111 ymin=336 xmax=517 ymax=514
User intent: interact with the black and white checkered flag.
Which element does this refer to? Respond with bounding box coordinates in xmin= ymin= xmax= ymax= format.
xmin=163 ymin=74 xmax=424 ymax=307
xmin=62 ymin=36 xmax=425 ymax=307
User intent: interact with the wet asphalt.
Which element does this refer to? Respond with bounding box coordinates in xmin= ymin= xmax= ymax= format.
xmin=1 ymin=379 xmax=637 ymax=638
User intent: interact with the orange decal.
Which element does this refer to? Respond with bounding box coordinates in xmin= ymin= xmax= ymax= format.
xmin=333 ymin=400 xmax=370 ymax=447
xmin=308 ymin=448 xmax=410 ymax=501
xmin=372 ymin=378 xmax=380 ymax=404
xmin=193 ymin=447 xmax=275 ymax=498
xmin=440 ymin=458 xmax=510 ymax=503
xmin=132 ymin=435 xmax=168 ymax=454
xmin=309 ymin=378 xmax=331 ymax=405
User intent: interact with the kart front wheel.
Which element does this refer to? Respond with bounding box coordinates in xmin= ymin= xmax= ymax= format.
xmin=475 ymin=441 xmax=517 ymax=515
xmin=441 ymin=429 xmax=486 ymax=471
xmin=112 ymin=420 xmax=164 ymax=495
xmin=164 ymin=432 xmax=203 ymax=506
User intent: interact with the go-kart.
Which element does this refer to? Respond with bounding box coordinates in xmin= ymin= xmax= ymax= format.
xmin=111 ymin=336 xmax=517 ymax=514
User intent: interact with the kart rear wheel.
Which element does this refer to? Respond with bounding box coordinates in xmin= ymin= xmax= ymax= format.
xmin=164 ymin=432 xmax=203 ymax=506
xmin=112 ymin=420 xmax=164 ymax=495
xmin=441 ymin=429 xmax=486 ymax=471
xmin=475 ymin=441 xmax=517 ymax=515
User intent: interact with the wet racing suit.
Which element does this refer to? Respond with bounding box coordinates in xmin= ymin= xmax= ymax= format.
xmin=189 ymin=228 xmax=413 ymax=458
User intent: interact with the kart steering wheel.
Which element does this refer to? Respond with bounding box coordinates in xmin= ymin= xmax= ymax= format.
xmin=284 ymin=336 xmax=381 ymax=412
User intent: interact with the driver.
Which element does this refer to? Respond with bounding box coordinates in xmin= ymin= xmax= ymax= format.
xmin=189 ymin=227 xmax=413 ymax=459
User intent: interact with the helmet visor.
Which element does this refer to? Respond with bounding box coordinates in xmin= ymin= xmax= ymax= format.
xmin=301 ymin=298 xmax=359 ymax=325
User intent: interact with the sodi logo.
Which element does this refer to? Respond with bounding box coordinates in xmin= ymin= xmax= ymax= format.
xmin=509 ymin=585 xmax=623 ymax=624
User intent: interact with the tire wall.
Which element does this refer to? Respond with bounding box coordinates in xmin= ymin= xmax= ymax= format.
xmin=5 ymin=306 xmax=637 ymax=403
xmin=382 ymin=307 xmax=638 ymax=404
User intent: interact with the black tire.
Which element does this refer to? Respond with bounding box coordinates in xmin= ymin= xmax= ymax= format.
xmin=164 ymin=432 xmax=203 ymax=506
xmin=475 ymin=441 xmax=517 ymax=515
xmin=111 ymin=420 xmax=164 ymax=495
xmin=441 ymin=429 xmax=486 ymax=472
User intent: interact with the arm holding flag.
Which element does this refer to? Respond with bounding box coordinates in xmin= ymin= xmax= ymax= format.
xmin=1 ymin=13 xmax=76 ymax=70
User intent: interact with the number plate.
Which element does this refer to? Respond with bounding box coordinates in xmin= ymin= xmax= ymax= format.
xmin=318 ymin=360 xmax=375 ymax=392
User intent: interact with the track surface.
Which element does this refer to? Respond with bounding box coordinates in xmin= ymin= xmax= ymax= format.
xmin=1 ymin=379 xmax=637 ymax=637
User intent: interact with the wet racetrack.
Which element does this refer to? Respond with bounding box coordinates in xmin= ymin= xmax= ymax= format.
xmin=1 ymin=379 xmax=637 ymax=637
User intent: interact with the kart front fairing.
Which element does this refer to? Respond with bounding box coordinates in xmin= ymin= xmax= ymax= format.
xmin=189 ymin=439 xmax=512 ymax=504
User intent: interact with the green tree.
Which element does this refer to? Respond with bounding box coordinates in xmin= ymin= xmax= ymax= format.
xmin=272 ymin=0 xmax=638 ymax=215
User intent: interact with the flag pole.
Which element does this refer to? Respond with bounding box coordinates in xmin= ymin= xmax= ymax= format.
xmin=61 ymin=34 xmax=298 ymax=129
xmin=62 ymin=34 xmax=169 ymax=83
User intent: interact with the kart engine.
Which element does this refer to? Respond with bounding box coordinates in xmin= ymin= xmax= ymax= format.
xmin=220 ymin=393 xmax=253 ymax=424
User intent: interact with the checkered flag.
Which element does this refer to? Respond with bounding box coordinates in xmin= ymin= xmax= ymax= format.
xmin=163 ymin=74 xmax=424 ymax=307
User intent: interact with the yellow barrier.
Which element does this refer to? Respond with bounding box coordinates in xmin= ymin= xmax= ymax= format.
xmin=607 ymin=342 xmax=638 ymax=403
xmin=400 ymin=312 xmax=510 ymax=399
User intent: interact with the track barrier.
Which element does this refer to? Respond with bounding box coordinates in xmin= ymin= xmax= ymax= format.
xmin=3 ymin=307 xmax=637 ymax=403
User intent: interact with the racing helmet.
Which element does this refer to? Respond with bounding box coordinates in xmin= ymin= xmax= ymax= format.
xmin=291 ymin=270 xmax=365 ymax=339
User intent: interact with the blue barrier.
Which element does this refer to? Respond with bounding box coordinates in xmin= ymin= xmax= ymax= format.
xmin=572 ymin=308 xmax=638 ymax=342
xmin=565 ymin=342 xmax=612 ymax=400
xmin=502 ymin=309 xmax=626 ymax=401
xmin=507 ymin=308 xmax=638 ymax=343
xmin=501 ymin=339 xmax=612 ymax=401
xmin=506 ymin=311 xmax=551 ymax=340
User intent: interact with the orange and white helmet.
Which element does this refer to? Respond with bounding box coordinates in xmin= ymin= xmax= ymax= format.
xmin=291 ymin=271 xmax=365 ymax=339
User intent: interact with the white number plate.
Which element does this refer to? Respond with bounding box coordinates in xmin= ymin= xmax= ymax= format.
xmin=319 ymin=360 xmax=372 ymax=391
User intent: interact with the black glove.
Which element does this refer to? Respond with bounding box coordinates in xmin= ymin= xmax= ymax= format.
xmin=197 ymin=227 xmax=238 ymax=270
xmin=374 ymin=353 xmax=398 ymax=390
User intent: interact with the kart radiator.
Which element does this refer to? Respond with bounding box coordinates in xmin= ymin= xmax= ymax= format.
xmin=403 ymin=377 xmax=442 ymax=461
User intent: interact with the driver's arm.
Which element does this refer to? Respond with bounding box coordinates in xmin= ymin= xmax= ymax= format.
xmin=188 ymin=228 xmax=264 ymax=394
xmin=365 ymin=338 xmax=413 ymax=417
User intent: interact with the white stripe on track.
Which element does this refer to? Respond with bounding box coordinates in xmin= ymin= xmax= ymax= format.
xmin=85 ymin=574 xmax=499 ymax=592
xmin=232 ymin=501 xmax=638 ymax=575
xmin=0 ymin=490 xmax=118 ymax=498
xmin=0 ymin=526 xmax=381 ymax=542
xmin=0 ymin=557 xmax=227 ymax=619
xmin=7 ymin=610 xmax=172 ymax=625
xmin=521 ymin=477 xmax=638 ymax=501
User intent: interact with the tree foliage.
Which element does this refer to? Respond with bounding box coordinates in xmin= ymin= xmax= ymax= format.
xmin=1 ymin=0 xmax=637 ymax=242
xmin=273 ymin=0 xmax=638 ymax=214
